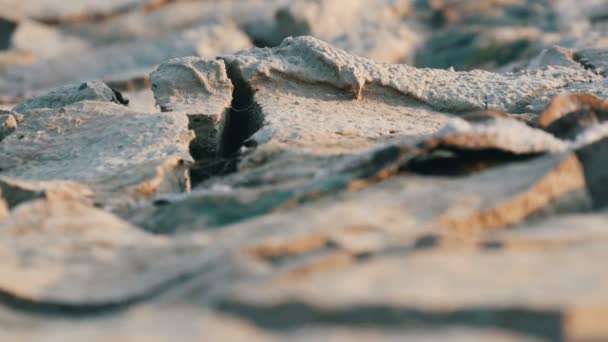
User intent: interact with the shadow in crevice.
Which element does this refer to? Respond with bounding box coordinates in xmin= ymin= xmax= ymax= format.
xmin=0 ymin=18 xmax=17 ymax=50
xmin=404 ymin=148 xmax=539 ymax=176
xmin=189 ymin=61 xmax=265 ymax=187
xmin=0 ymin=260 xmax=199 ymax=319
xmin=216 ymin=300 xmax=563 ymax=341
xmin=218 ymin=61 xmax=265 ymax=157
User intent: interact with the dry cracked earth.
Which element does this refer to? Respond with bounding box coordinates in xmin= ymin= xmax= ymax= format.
xmin=1 ymin=0 xmax=608 ymax=341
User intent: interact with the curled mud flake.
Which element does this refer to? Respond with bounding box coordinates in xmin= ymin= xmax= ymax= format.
xmin=440 ymin=154 xmax=587 ymax=233
xmin=538 ymin=93 xmax=608 ymax=141
xmin=538 ymin=93 xmax=608 ymax=128
xmin=404 ymin=117 xmax=566 ymax=176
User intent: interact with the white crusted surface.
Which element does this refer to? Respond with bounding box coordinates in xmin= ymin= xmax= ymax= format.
xmin=434 ymin=117 xmax=568 ymax=153
xmin=225 ymin=37 xmax=600 ymax=113
xmin=0 ymin=101 xmax=193 ymax=205
xmin=249 ymin=80 xmax=450 ymax=155
xmin=151 ymin=57 xmax=233 ymax=117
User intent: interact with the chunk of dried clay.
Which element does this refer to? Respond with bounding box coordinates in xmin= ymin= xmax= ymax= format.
xmin=0 ymin=198 xmax=209 ymax=304
xmin=151 ymin=57 xmax=233 ymax=158
xmin=0 ymin=101 xmax=193 ymax=207
xmin=214 ymin=36 xmax=597 ymax=187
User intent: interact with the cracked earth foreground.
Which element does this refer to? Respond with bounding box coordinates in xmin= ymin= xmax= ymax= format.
xmin=1 ymin=1 xmax=608 ymax=341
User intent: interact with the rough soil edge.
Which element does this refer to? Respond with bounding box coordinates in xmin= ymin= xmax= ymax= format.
xmin=439 ymin=155 xmax=588 ymax=233
xmin=538 ymin=93 xmax=608 ymax=128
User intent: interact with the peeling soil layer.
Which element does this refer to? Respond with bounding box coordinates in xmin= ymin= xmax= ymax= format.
xmin=1 ymin=0 xmax=608 ymax=341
